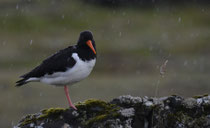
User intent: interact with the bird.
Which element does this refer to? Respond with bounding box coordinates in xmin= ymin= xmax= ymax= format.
xmin=16 ymin=31 xmax=96 ymax=110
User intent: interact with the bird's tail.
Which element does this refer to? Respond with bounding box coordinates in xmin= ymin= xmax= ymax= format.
xmin=15 ymin=78 xmax=28 ymax=87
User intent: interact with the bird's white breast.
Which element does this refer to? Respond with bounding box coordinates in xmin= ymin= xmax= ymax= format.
xmin=40 ymin=53 xmax=96 ymax=86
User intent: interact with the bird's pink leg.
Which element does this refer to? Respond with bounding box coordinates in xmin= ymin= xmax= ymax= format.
xmin=64 ymin=85 xmax=77 ymax=110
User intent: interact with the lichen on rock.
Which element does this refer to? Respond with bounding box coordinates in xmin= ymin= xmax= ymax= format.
xmin=15 ymin=95 xmax=210 ymax=128
xmin=16 ymin=107 xmax=67 ymax=128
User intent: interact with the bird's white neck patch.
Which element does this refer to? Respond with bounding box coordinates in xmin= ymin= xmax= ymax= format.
xmin=72 ymin=53 xmax=80 ymax=61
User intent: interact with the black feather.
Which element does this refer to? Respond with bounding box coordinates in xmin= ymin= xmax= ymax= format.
xmin=20 ymin=46 xmax=77 ymax=79
xmin=15 ymin=78 xmax=28 ymax=87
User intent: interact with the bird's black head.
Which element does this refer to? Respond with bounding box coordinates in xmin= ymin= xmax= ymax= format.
xmin=77 ymin=30 xmax=96 ymax=55
xmin=78 ymin=31 xmax=93 ymax=42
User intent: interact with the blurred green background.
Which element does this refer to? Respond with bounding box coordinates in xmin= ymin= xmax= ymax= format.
xmin=0 ymin=0 xmax=210 ymax=127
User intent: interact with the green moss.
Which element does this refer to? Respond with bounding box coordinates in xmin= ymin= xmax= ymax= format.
xmin=76 ymin=99 xmax=116 ymax=112
xmin=85 ymin=110 xmax=121 ymax=126
xmin=87 ymin=114 xmax=108 ymax=123
xmin=177 ymin=112 xmax=192 ymax=123
xmin=85 ymin=112 xmax=120 ymax=126
xmin=167 ymin=111 xmax=208 ymax=127
xmin=193 ymin=116 xmax=206 ymax=127
xmin=19 ymin=114 xmax=38 ymax=127
xmin=193 ymin=94 xmax=209 ymax=99
xmin=39 ymin=107 xmax=67 ymax=119
xmin=171 ymin=94 xmax=178 ymax=97
xmin=18 ymin=107 xmax=67 ymax=127
xmin=75 ymin=99 xmax=120 ymax=127
xmin=76 ymin=99 xmax=109 ymax=107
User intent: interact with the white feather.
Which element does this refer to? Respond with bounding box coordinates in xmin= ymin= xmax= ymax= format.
xmin=40 ymin=53 xmax=96 ymax=86
xmin=26 ymin=77 xmax=40 ymax=82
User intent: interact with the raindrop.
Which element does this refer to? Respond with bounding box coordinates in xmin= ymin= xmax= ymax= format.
xmin=21 ymin=9 xmax=25 ymax=13
xmin=112 ymin=10 xmax=116 ymax=14
xmin=16 ymin=4 xmax=19 ymax=10
xmin=161 ymin=33 xmax=168 ymax=40
xmin=193 ymin=60 xmax=197 ymax=65
xmin=11 ymin=121 xmax=14 ymax=126
xmin=178 ymin=17 xmax=182 ymax=23
xmin=149 ymin=46 xmax=153 ymax=51
xmin=119 ymin=32 xmax=122 ymax=37
xmin=30 ymin=40 xmax=33 ymax=45
xmin=135 ymin=70 xmax=141 ymax=75
xmin=61 ymin=14 xmax=65 ymax=19
xmin=2 ymin=19 xmax=6 ymax=24
xmin=51 ymin=0 xmax=55 ymax=5
xmin=190 ymin=33 xmax=195 ymax=38
xmin=156 ymin=7 xmax=160 ymax=12
xmin=111 ymin=24 xmax=114 ymax=29
xmin=184 ymin=60 xmax=188 ymax=66
xmin=127 ymin=19 xmax=130 ymax=24
xmin=40 ymin=92 xmax=43 ymax=97
xmin=2 ymin=41 xmax=6 ymax=46
xmin=122 ymin=12 xmax=126 ymax=16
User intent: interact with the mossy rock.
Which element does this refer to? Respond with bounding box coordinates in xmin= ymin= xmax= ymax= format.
xmin=18 ymin=108 xmax=67 ymax=127
xmin=16 ymin=95 xmax=210 ymax=128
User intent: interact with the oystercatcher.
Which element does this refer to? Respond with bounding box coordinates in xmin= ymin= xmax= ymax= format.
xmin=16 ymin=31 xmax=96 ymax=110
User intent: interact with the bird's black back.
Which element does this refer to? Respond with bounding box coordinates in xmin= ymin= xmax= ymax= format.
xmin=21 ymin=46 xmax=77 ymax=79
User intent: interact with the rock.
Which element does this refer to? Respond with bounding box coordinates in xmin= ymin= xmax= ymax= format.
xmin=15 ymin=95 xmax=210 ymax=128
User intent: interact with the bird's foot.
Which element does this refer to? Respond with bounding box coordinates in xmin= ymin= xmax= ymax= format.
xmin=70 ymin=104 xmax=77 ymax=110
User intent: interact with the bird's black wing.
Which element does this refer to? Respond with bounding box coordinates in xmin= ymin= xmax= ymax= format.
xmin=16 ymin=46 xmax=76 ymax=86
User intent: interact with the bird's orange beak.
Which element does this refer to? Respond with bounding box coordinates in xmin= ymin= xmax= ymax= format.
xmin=86 ymin=40 xmax=96 ymax=54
